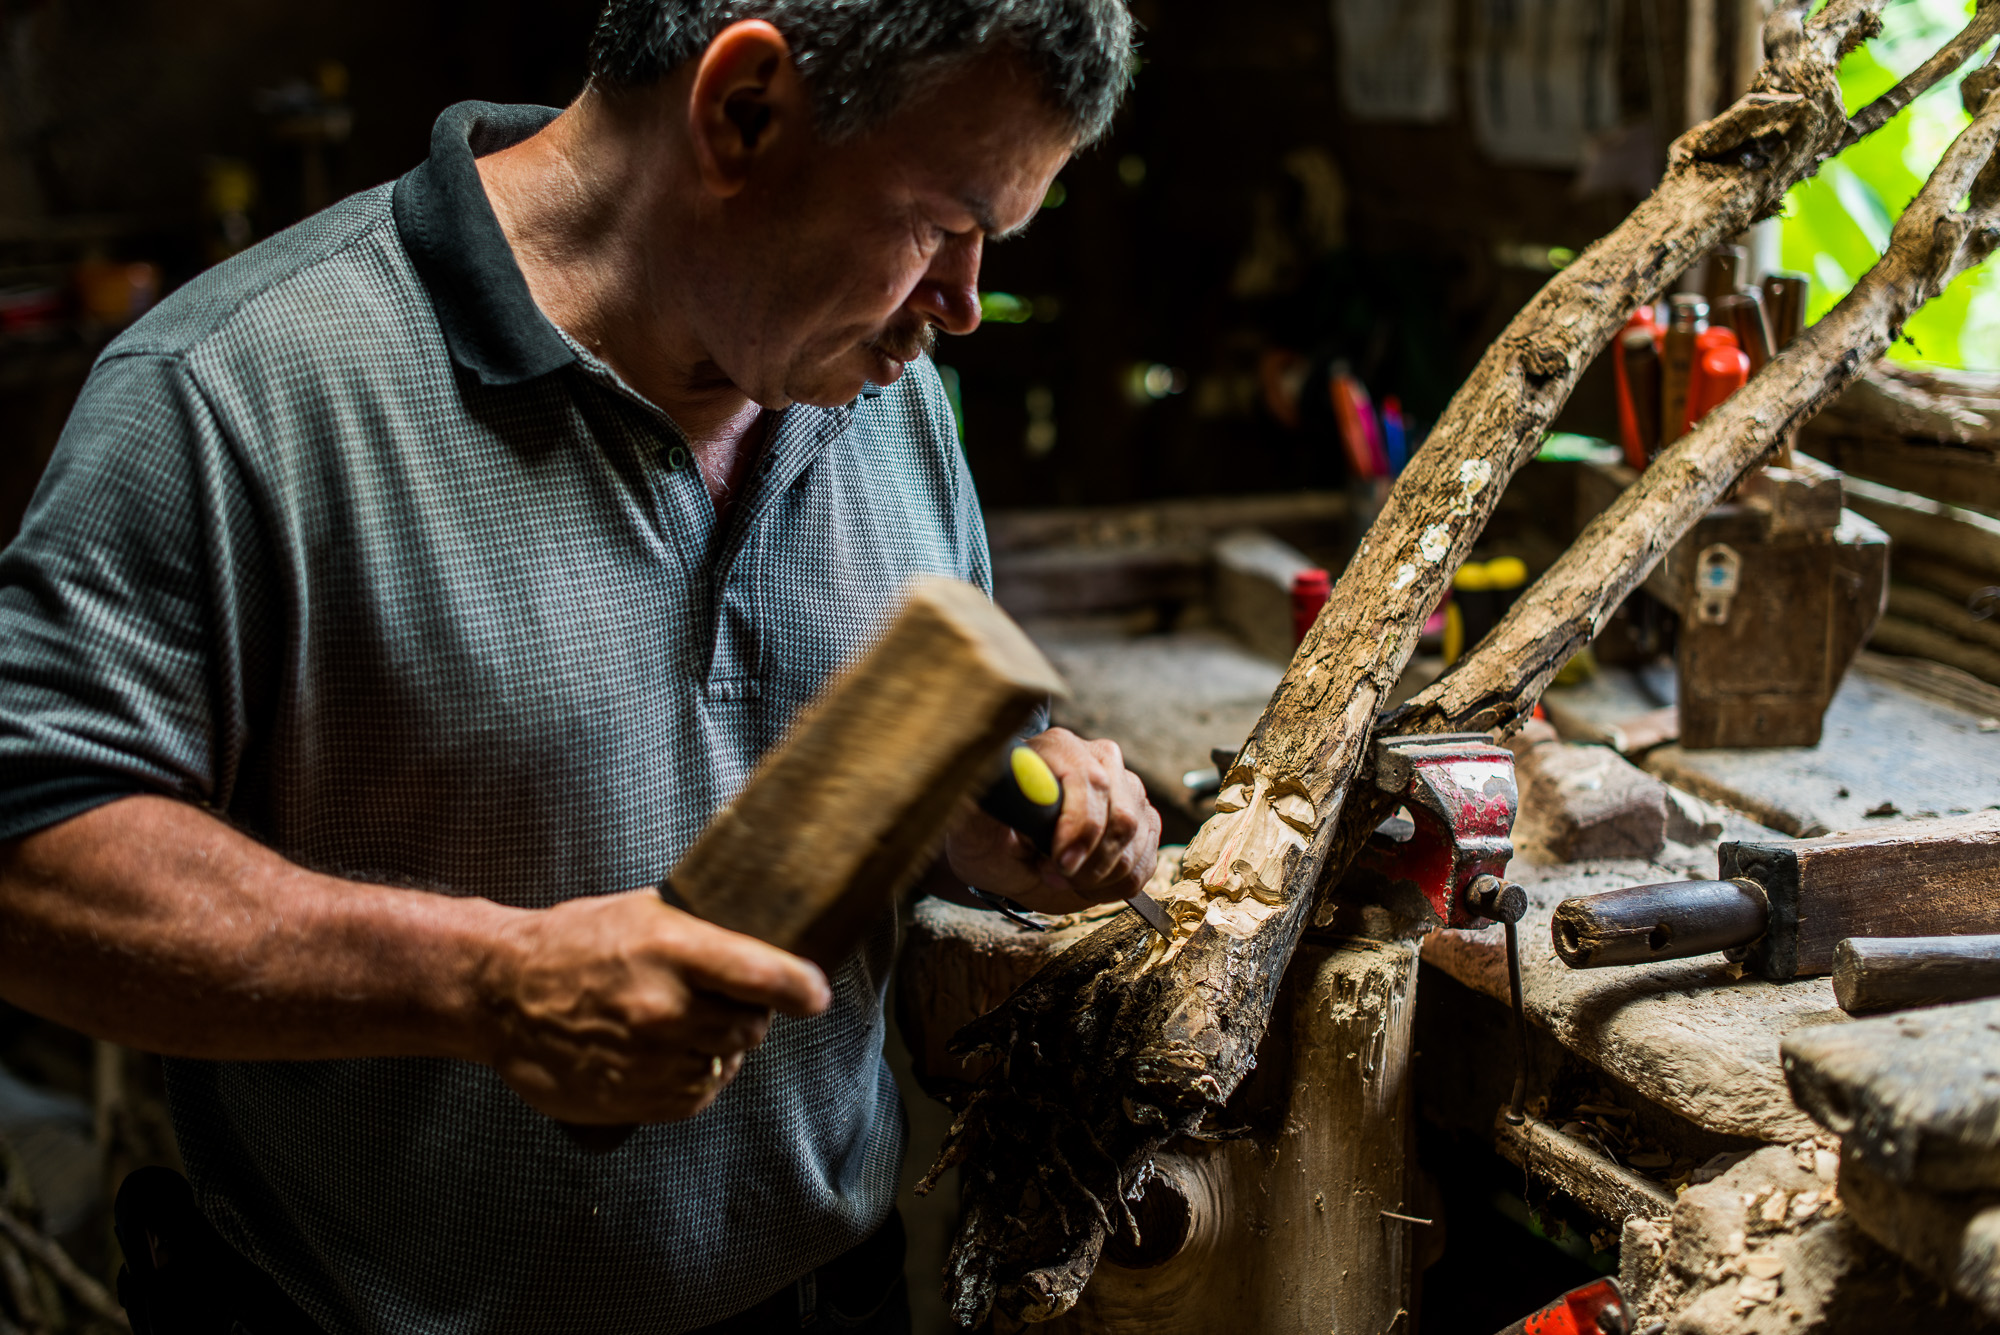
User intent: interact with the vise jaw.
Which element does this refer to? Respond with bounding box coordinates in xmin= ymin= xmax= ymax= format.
xmin=1351 ymin=732 xmax=1520 ymax=929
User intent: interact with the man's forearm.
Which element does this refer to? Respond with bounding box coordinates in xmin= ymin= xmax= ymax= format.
xmin=0 ymin=795 xmax=511 ymax=1063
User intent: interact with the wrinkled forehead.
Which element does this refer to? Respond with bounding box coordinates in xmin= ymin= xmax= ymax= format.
xmin=847 ymin=53 xmax=1076 ymax=226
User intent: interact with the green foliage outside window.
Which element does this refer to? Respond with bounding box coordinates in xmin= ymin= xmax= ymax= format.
xmin=1779 ymin=0 xmax=2000 ymax=367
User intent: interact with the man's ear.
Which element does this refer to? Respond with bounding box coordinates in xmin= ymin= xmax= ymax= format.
xmin=688 ymin=20 xmax=804 ymax=199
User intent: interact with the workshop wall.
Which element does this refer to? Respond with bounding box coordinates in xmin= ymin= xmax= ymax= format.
xmin=956 ymin=0 xmax=1728 ymax=508
xmin=1 ymin=0 xmax=1713 ymax=524
xmin=0 ymin=0 xmax=597 ymax=540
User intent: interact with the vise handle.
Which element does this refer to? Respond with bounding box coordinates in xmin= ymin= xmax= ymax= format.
xmin=1551 ymin=878 xmax=1769 ymax=968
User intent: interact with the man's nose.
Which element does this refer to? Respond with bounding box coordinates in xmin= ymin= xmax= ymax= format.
xmin=908 ymin=237 xmax=982 ymax=336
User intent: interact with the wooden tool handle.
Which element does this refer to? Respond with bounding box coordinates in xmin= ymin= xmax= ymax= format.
xmin=1833 ymin=934 xmax=2000 ymax=1015
xmin=1551 ymin=878 xmax=1769 ymax=968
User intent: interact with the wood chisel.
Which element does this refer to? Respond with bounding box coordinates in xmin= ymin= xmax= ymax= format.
xmin=1659 ymin=293 xmax=1705 ymax=447
xmin=976 ymin=743 xmax=1175 ymax=939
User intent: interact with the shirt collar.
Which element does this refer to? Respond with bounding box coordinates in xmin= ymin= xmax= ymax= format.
xmin=392 ymin=101 xmax=575 ymax=386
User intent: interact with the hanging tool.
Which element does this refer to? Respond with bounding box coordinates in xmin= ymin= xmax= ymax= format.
xmin=1715 ymin=289 xmax=1773 ymax=374
xmin=1762 ymin=271 xmax=1810 ymax=350
xmin=1551 ymin=811 xmax=2000 ymax=981
xmin=1613 ymin=309 xmax=1661 ymax=470
xmin=1702 ymin=243 xmax=1749 ymax=306
xmin=1683 ymin=331 xmax=1749 ymax=434
xmin=1291 ymin=567 xmax=1332 ymax=646
xmin=1617 ymin=327 xmax=1662 ymax=467
xmin=972 ymin=743 xmax=1175 ymax=940
xmin=1380 ymin=395 xmax=1409 ymax=474
xmin=1659 ymin=293 xmax=1706 ymax=447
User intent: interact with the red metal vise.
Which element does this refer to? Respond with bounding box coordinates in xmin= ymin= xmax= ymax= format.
xmin=1346 ymin=731 xmax=1534 ymax=1123
xmin=1351 ymin=732 xmax=1521 ymax=929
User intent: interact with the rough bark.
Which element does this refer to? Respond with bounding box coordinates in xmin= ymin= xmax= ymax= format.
xmin=933 ymin=4 xmax=2000 ymax=1324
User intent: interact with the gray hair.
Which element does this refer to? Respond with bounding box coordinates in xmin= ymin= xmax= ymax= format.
xmin=588 ymin=0 xmax=1134 ymax=145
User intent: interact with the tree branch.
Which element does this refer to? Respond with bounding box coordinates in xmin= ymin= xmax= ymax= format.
xmin=1844 ymin=0 xmax=2000 ymax=147
xmin=1384 ymin=50 xmax=2000 ymax=746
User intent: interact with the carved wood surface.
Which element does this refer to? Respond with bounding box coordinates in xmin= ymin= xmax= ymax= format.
xmin=936 ymin=3 xmax=2000 ymax=1323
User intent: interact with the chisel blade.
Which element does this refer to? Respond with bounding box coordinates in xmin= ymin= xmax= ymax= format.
xmin=1125 ymin=887 xmax=1175 ymax=940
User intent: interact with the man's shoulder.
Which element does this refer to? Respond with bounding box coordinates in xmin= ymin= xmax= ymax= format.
xmin=101 ymin=183 xmax=408 ymax=370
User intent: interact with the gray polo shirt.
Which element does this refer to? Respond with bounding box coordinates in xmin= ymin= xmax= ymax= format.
xmin=0 ymin=101 xmax=991 ymax=1332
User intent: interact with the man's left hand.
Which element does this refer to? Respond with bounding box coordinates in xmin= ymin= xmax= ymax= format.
xmin=944 ymin=727 xmax=1161 ymax=914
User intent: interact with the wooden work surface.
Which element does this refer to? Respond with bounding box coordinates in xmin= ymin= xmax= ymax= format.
xmin=1422 ymin=857 xmax=1841 ymax=1145
xmin=1026 ymin=620 xmax=2000 ymax=1152
xmin=1545 ymin=656 xmax=2000 ymax=837
xmin=1028 ymin=616 xmax=1441 ymax=829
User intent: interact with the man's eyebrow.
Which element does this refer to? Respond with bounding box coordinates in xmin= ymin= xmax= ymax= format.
xmin=960 ymin=193 xmax=1033 ymax=243
xmin=990 ymin=215 xmax=1034 ymax=243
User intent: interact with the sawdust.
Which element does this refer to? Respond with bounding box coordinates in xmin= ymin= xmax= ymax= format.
xmin=1621 ymin=1142 xmax=2000 ymax=1332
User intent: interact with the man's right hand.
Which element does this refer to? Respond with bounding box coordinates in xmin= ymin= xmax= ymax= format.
xmin=472 ymin=889 xmax=831 ymax=1125
xmin=0 ymin=797 xmax=833 ymax=1129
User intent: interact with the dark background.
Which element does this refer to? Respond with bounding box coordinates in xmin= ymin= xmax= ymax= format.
xmin=0 ymin=0 xmax=1734 ymax=534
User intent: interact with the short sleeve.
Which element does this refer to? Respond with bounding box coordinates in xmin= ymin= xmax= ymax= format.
xmin=0 ymin=352 xmax=264 ymax=840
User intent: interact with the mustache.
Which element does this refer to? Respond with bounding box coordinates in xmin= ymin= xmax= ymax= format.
xmin=867 ymin=320 xmax=938 ymax=365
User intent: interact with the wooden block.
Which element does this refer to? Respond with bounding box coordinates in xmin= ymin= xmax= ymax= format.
xmin=1737 ymin=456 xmax=1845 ymax=536
xmin=1045 ymin=935 xmax=1421 ymax=1334
xmin=1836 ymin=1147 xmax=2000 ymax=1321
xmin=671 ymin=578 xmax=1065 ymax=968
xmin=1576 ymin=463 xmax=1890 ymax=750
xmin=1727 ymin=811 xmax=2000 ymax=980
xmin=901 ymin=874 xmax=1423 ymax=1332
xmin=1783 ymin=995 xmax=2000 ymax=1193
xmin=1511 ymin=739 xmax=1669 ymax=863
xmin=1208 ymin=527 xmax=1314 ymax=664
xmin=1667 ymin=510 xmax=1888 ymax=750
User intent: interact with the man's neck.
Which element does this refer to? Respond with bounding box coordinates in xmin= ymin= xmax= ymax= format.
xmin=475 ymin=91 xmax=759 ymax=455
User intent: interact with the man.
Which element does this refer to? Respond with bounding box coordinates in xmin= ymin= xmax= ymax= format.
xmin=0 ymin=1 xmax=1152 ymax=1330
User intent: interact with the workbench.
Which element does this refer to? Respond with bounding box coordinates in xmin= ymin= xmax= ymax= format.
xmin=1020 ymin=613 xmax=2000 ymax=1228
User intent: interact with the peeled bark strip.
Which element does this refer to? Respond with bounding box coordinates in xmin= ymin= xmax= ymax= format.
xmin=934 ymin=4 xmax=2000 ymax=1325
